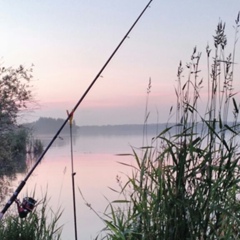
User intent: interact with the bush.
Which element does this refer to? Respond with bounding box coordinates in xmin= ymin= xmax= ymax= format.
xmin=0 ymin=127 xmax=29 ymax=175
xmin=10 ymin=128 xmax=29 ymax=155
xmin=33 ymin=139 xmax=44 ymax=155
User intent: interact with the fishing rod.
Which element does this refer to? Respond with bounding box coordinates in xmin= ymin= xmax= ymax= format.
xmin=67 ymin=110 xmax=78 ymax=240
xmin=0 ymin=0 xmax=153 ymax=220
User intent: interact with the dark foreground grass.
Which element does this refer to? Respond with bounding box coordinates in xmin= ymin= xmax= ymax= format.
xmin=97 ymin=13 xmax=240 ymax=240
xmin=0 ymin=193 xmax=63 ymax=240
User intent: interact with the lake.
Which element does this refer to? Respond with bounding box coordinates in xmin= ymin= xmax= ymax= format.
xmin=12 ymin=133 xmax=148 ymax=239
xmin=4 ymin=126 xmax=239 ymax=239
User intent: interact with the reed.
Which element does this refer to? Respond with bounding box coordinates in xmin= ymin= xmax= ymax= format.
xmin=99 ymin=13 xmax=240 ymax=240
xmin=0 ymin=192 xmax=63 ymax=240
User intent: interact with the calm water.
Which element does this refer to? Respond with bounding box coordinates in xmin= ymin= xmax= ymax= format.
xmin=13 ymin=133 xmax=146 ymax=239
xmin=7 ymin=129 xmax=239 ymax=239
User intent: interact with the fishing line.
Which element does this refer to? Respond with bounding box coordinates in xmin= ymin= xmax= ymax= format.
xmin=0 ymin=0 xmax=153 ymax=220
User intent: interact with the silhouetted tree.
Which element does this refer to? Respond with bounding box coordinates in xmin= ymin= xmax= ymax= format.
xmin=0 ymin=65 xmax=33 ymax=131
xmin=0 ymin=64 xmax=34 ymax=173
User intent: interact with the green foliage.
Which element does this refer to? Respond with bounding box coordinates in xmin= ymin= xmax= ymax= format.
xmin=0 ymin=193 xmax=63 ymax=240
xmin=10 ymin=128 xmax=29 ymax=155
xmin=32 ymin=139 xmax=44 ymax=155
xmin=99 ymin=14 xmax=240 ymax=239
xmin=0 ymin=64 xmax=33 ymax=128
xmin=0 ymin=127 xmax=33 ymax=176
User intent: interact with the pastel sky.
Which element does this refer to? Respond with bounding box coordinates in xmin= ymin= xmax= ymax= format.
xmin=1 ymin=0 xmax=240 ymax=125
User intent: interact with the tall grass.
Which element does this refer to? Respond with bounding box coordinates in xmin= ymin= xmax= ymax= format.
xmin=0 ymin=193 xmax=63 ymax=240
xmin=99 ymin=13 xmax=240 ymax=239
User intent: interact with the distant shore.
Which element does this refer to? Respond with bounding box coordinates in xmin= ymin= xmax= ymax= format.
xmin=24 ymin=117 xmax=238 ymax=136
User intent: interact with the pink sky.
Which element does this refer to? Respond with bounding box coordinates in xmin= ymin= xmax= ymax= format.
xmin=1 ymin=0 xmax=240 ymax=125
